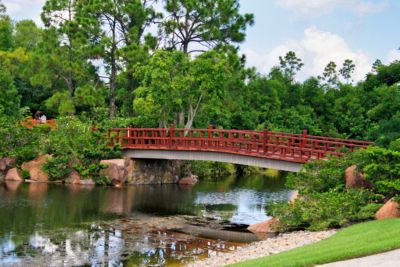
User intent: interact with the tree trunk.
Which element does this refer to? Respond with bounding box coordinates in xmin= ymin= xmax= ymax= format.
xmin=178 ymin=111 xmax=185 ymax=126
xmin=109 ymin=19 xmax=117 ymax=119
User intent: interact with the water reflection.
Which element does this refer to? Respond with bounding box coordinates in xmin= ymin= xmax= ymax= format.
xmin=0 ymin=174 xmax=290 ymax=266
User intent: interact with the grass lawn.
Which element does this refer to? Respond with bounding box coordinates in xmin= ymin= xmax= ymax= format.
xmin=232 ymin=218 xmax=400 ymax=267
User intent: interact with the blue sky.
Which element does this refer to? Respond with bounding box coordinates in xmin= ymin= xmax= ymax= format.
xmin=3 ymin=0 xmax=400 ymax=81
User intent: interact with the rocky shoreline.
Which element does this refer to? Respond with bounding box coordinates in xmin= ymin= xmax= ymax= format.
xmin=186 ymin=229 xmax=336 ymax=267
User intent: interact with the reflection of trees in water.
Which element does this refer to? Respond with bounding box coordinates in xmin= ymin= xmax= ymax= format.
xmin=0 ymin=224 xmax=239 ymax=266
xmin=0 ymin=226 xmax=125 ymax=266
xmin=123 ymin=229 xmax=239 ymax=266
xmin=0 ymin=175 xmax=288 ymax=265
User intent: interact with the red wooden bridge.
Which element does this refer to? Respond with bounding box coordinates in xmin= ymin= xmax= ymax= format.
xmin=108 ymin=125 xmax=372 ymax=172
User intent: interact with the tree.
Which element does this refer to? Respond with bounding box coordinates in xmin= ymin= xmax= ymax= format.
xmin=319 ymin=61 xmax=338 ymax=87
xmin=134 ymin=49 xmax=233 ymax=129
xmin=339 ymin=59 xmax=355 ymax=84
xmin=134 ymin=50 xmax=188 ymax=127
xmin=0 ymin=12 xmax=13 ymax=50
xmin=372 ymin=59 xmax=383 ymax=73
xmin=41 ymin=0 xmax=95 ymax=98
xmin=0 ymin=1 xmax=5 ymax=16
xmin=81 ymin=0 xmax=160 ymax=118
xmin=14 ymin=20 xmax=42 ymax=51
xmin=279 ymin=51 xmax=304 ymax=81
xmin=161 ymin=0 xmax=254 ymax=53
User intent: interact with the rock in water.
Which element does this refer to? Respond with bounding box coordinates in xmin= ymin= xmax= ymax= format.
xmin=247 ymin=218 xmax=280 ymax=239
xmin=5 ymin=168 xmax=23 ymax=181
xmin=375 ymin=198 xmax=400 ymax=220
xmin=0 ymin=157 xmax=16 ymax=172
xmin=21 ymin=155 xmax=51 ymax=182
xmin=179 ymin=174 xmax=199 ymax=186
xmin=127 ymin=159 xmax=182 ymax=184
xmin=100 ymin=159 xmax=128 ymax=186
xmin=66 ymin=170 xmax=81 ymax=184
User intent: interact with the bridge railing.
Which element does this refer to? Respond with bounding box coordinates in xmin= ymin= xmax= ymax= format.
xmin=108 ymin=125 xmax=373 ymax=163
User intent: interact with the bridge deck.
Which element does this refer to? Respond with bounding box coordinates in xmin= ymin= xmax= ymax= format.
xmin=109 ymin=126 xmax=372 ymax=167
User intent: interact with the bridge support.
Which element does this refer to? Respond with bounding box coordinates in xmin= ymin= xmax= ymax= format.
xmin=123 ymin=150 xmax=303 ymax=172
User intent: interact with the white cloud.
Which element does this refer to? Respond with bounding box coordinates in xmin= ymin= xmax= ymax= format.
xmin=243 ymin=26 xmax=372 ymax=82
xmin=277 ymin=0 xmax=389 ymax=16
xmin=3 ymin=0 xmax=45 ymax=24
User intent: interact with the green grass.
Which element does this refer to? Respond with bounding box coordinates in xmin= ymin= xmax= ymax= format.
xmin=232 ymin=219 xmax=400 ymax=267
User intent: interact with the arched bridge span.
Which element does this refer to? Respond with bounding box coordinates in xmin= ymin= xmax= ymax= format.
xmin=108 ymin=126 xmax=372 ymax=172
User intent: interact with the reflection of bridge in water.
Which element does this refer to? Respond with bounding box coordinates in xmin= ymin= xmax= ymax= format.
xmin=109 ymin=126 xmax=372 ymax=172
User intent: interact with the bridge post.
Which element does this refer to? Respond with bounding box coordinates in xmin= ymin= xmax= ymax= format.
xmin=263 ymin=129 xmax=269 ymax=154
xmin=170 ymin=124 xmax=175 ymax=147
xmin=208 ymin=125 xmax=213 ymax=148
xmin=301 ymin=129 xmax=308 ymax=148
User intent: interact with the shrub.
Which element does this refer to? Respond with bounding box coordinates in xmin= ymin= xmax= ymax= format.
xmin=285 ymin=156 xmax=352 ymax=194
xmin=270 ymin=190 xmax=382 ymax=231
xmin=41 ymin=117 xmax=121 ymax=184
xmin=356 ymin=147 xmax=400 ymax=199
xmin=187 ymin=161 xmax=236 ymax=178
xmin=43 ymin=156 xmax=71 ymax=181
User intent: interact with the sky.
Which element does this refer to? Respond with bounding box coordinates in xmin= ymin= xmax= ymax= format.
xmin=2 ymin=0 xmax=400 ymax=82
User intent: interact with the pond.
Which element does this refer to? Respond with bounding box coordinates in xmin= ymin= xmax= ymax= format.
xmin=0 ymin=173 xmax=292 ymax=266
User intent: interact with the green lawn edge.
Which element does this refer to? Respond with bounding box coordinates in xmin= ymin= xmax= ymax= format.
xmin=231 ymin=219 xmax=400 ymax=267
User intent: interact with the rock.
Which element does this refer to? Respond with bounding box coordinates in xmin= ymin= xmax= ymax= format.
xmin=79 ymin=179 xmax=96 ymax=186
xmin=345 ymin=165 xmax=371 ymax=189
xmin=247 ymin=218 xmax=280 ymax=239
xmin=66 ymin=170 xmax=81 ymax=184
xmin=289 ymin=190 xmax=299 ymax=204
xmin=179 ymin=174 xmax=199 ymax=186
xmin=5 ymin=168 xmax=23 ymax=181
xmin=375 ymin=198 xmax=400 ymax=220
xmin=0 ymin=157 xmax=16 ymax=171
xmin=21 ymin=154 xmax=51 ymax=182
xmin=100 ymin=159 xmax=128 ymax=186
xmin=127 ymin=159 xmax=182 ymax=185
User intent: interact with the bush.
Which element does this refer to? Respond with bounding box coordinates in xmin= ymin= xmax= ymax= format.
xmin=270 ymin=190 xmax=382 ymax=231
xmin=0 ymin=117 xmax=51 ymax=164
xmin=356 ymin=147 xmax=400 ymax=198
xmin=187 ymin=161 xmax=236 ymax=179
xmin=41 ymin=117 xmax=121 ymax=184
xmin=43 ymin=155 xmax=71 ymax=181
xmin=285 ymin=156 xmax=353 ymax=194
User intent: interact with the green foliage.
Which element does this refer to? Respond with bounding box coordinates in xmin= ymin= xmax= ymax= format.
xmin=43 ymin=156 xmax=71 ymax=181
xmin=41 ymin=117 xmax=121 ymax=183
xmin=270 ymin=190 xmax=381 ymax=231
xmin=162 ymin=0 xmax=254 ymax=53
xmin=0 ymin=117 xmax=50 ymax=164
xmin=21 ymin=169 xmax=30 ymax=180
xmin=356 ymin=147 xmax=400 ymax=198
xmin=285 ymin=156 xmax=351 ymax=194
xmin=187 ymin=161 xmax=236 ymax=179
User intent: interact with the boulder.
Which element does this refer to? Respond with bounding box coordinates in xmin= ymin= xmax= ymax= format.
xmin=100 ymin=159 xmax=128 ymax=186
xmin=179 ymin=174 xmax=199 ymax=186
xmin=289 ymin=190 xmax=299 ymax=204
xmin=0 ymin=157 xmax=16 ymax=172
xmin=127 ymin=159 xmax=182 ymax=185
xmin=21 ymin=155 xmax=51 ymax=182
xmin=247 ymin=218 xmax=280 ymax=239
xmin=375 ymin=198 xmax=400 ymax=220
xmin=345 ymin=165 xmax=371 ymax=189
xmin=66 ymin=170 xmax=81 ymax=184
xmin=5 ymin=168 xmax=23 ymax=181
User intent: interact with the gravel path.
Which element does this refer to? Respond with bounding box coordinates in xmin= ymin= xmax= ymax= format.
xmin=186 ymin=230 xmax=336 ymax=267
xmin=319 ymin=249 xmax=400 ymax=267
